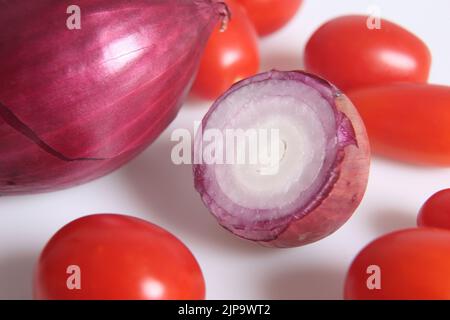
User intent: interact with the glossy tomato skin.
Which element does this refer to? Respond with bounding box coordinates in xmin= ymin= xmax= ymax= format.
xmin=34 ymin=214 xmax=205 ymax=300
xmin=304 ymin=15 xmax=431 ymax=92
xmin=191 ymin=0 xmax=259 ymax=100
xmin=418 ymin=189 xmax=450 ymax=230
xmin=345 ymin=228 xmax=450 ymax=300
xmin=348 ymin=83 xmax=450 ymax=165
xmin=236 ymin=0 xmax=303 ymax=36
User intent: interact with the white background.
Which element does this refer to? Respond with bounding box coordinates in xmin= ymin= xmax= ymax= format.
xmin=1 ymin=0 xmax=450 ymax=300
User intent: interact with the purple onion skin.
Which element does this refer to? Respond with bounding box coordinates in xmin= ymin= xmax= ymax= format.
xmin=0 ymin=0 xmax=226 ymax=195
xmin=194 ymin=70 xmax=371 ymax=248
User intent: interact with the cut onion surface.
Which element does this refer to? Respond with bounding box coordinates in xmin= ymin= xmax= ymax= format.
xmin=193 ymin=70 xmax=370 ymax=247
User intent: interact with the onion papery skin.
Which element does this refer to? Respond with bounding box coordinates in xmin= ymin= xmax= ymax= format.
xmin=0 ymin=0 xmax=226 ymax=195
xmin=193 ymin=70 xmax=370 ymax=248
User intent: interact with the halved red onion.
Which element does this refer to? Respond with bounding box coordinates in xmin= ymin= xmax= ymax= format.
xmin=0 ymin=0 xmax=227 ymax=194
xmin=193 ymin=70 xmax=370 ymax=247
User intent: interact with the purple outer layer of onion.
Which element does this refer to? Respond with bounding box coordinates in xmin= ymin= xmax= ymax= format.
xmin=0 ymin=0 xmax=227 ymax=195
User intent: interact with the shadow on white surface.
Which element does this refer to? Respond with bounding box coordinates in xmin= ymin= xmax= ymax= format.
xmin=0 ymin=252 xmax=36 ymax=300
xmin=369 ymin=208 xmax=416 ymax=235
xmin=260 ymin=51 xmax=304 ymax=72
xmin=121 ymin=137 xmax=273 ymax=255
xmin=184 ymin=95 xmax=212 ymax=110
xmin=265 ymin=266 xmax=344 ymax=300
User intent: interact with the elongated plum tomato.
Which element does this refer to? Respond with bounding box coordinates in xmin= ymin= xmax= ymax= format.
xmin=348 ymin=83 xmax=450 ymax=165
xmin=236 ymin=0 xmax=303 ymax=36
xmin=193 ymin=71 xmax=370 ymax=247
xmin=345 ymin=228 xmax=450 ymax=300
xmin=304 ymin=15 xmax=431 ymax=92
xmin=418 ymin=189 xmax=450 ymax=230
xmin=0 ymin=0 xmax=227 ymax=195
xmin=191 ymin=0 xmax=259 ymax=100
xmin=34 ymin=214 xmax=205 ymax=300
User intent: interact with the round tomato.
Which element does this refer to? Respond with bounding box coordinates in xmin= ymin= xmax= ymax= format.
xmin=345 ymin=228 xmax=450 ymax=300
xmin=34 ymin=214 xmax=205 ymax=300
xmin=347 ymin=83 xmax=450 ymax=165
xmin=304 ymin=15 xmax=431 ymax=92
xmin=191 ymin=0 xmax=259 ymax=100
xmin=418 ymin=189 xmax=450 ymax=230
xmin=236 ymin=0 xmax=303 ymax=36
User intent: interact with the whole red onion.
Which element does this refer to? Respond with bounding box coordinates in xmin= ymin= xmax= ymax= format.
xmin=0 ymin=0 xmax=227 ymax=194
xmin=193 ymin=71 xmax=370 ymax=248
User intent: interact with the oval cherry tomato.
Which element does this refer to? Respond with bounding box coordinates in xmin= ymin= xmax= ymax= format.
xmin=348 ymin=83 xmax=450 ymax=165
xmin=191 ymin=0 xmax=259 ymax=100
xmin=34 ymin=214 xmax=205 ymax=300
xmin=345 ymin=228 xmax=450 ymax=300
xmin=418 ymin=189 xmax=450 ymax=230
xmin=236 ymin=0 xmax=303 ymax=36
xmin=304 ymin=15 xmax=431 ymax=92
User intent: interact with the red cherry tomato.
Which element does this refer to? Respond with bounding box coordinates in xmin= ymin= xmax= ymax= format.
xmin=34 ymin=214 xmax=205 ymax=300
xmin=304 ymin=15 xmax=431 ymax=92
xmin=345 ymin=228 xmax=450 ymax=300
xmin=347 ymin=83 xmax=450 ymax=165
xmin=236 ymin=0 xmax=303 ymax=36
xmin=418 ymin=189 xmax=450 ymax=230
xmin=191 ymin=0 xmax=259 ymax=100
